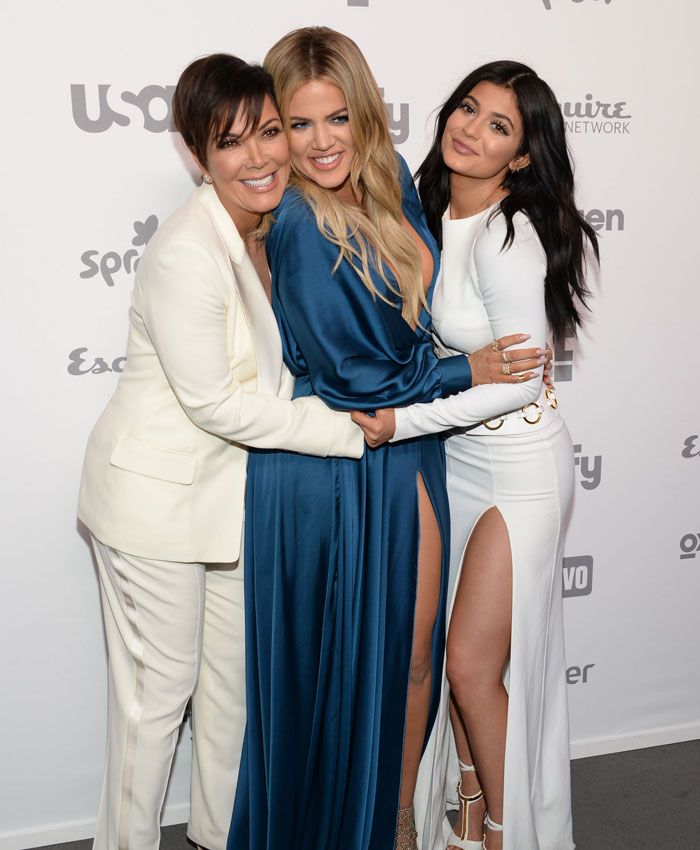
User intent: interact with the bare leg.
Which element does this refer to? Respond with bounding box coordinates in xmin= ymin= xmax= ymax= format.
xmin=446 ymin=507 xmax=512 ymax=850
xmin=448 ymin=696 xmax=486 ymax=846
xmin=397 ymin=475 xmax=442 ymax=843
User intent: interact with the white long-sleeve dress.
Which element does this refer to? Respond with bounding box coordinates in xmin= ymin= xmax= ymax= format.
xmin=400 ymin=205 xmax=576 ymax=850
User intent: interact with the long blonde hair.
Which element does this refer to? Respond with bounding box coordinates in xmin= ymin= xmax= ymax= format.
xmin=264 ymin=27 xmax=426 ymax=326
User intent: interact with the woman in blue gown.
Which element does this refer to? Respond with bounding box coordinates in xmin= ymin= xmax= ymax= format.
xmin=228 ymin=28 xmax=544 ymax=850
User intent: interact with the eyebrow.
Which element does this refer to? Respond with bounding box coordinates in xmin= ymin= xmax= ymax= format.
xmin=464 ymin=94 xmax=515 ymax=128
xmin=218 ymin=115 xmax=280 ymax=142
xmin=289 ymin=107 xmax=349 ymax=122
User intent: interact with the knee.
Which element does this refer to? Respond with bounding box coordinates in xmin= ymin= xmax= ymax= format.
xmin=446 ymin=648 xmax=492 ymax=705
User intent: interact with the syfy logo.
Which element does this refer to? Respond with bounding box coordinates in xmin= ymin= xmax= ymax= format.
xmin=560 ymin=95 xmax=630 ymax=135
xmin=566 ymin=663 xmax=595 ymax=685
xmin=680 ymin=533 xmax=700 ymax=560
xmin=80 ymin=216 xmax=158 ymax=287
xmin=682 ymin=435 xmax=700 ymax=458
xmin=71 ymin=84 xmax=175 ymax=133
xmin=542 ymin=0 xmax=611 ymax=7
xmin=574 ymin=444 xmax=602 ymax=490
xmin=562 ymin=556 xmax=593 ymax=597
xmin=67 ymin=348 xmax=126 ymax=376
xmin=579 ymin=208 xmax=625 ymax=232
xmin=72 ymin=82 xmax=408 ymax=143
xmin=552 ymin=337 xmax=575 ymax=382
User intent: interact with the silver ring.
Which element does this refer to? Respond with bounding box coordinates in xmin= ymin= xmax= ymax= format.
xmin=502 ymin=351 xmax=509 ymax=363
xmin=502 ymin=362 xmax=511 ymax=375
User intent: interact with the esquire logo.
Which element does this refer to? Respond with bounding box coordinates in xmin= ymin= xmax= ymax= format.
xmin=562 ymin=556 xmax=593 ymax=597
xmin=80 ymin=216 xmax=158 ymax=287
xmin=72 ymin=82 xmax=408 ymax=142
xmin=682 ymin=435 xmax=700 ymax=458
xmin=67 ymin=348 xmax=126 ymax=376
xmin=559 ymin=95 xmax=630 ymax=135
xmin=574 ymin=445 xmax=602 ymax=490
xmin=680 ymin=533 xmax=700 ymax=560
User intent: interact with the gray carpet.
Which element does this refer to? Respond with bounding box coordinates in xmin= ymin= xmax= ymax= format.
xmin=34 ymin=740 xmax=700 ymax=850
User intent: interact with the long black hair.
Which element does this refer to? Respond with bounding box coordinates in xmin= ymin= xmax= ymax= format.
xmin=416 ymin=60 xmax=598 ymax=341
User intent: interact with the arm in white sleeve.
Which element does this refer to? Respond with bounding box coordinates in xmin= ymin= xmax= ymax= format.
xmin=392 ymin=212 xmax=548 ymax=441
xmin=138 ymin=237 xmax=363 ymax=458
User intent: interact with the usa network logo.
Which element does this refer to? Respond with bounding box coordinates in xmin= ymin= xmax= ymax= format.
xmin=71 ymin=84 xmax=175 ymax=132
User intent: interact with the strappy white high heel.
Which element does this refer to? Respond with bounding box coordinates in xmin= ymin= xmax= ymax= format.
xmin=446 ymin=761 xmax=485 ymax=850
xmin=482 ymin=813 xmax=503 ymax=850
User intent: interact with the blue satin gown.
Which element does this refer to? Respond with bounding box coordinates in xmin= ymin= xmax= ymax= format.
xmin=228 ymin=156 xmax=472 ymax=850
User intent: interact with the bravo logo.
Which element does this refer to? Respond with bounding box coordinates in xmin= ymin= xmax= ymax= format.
xmin=562 ymin=556 xmax=593 ymax=598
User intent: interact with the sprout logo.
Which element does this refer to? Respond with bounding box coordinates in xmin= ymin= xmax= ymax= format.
xmin=80 ymin=216 xmax=158 ymax=288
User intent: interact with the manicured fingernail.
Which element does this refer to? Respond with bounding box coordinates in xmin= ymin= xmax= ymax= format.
xmin=536 ymin=348 xmax=546 ymax=355
xmin=537 ymin=356 xmax=546 ymax=364
xmin=519 ymin=334 xmax=531 ymax=341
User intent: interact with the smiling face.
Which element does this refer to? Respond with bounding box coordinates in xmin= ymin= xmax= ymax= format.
xmin=441 ymin=80 xmax=529 ymax=182
xmin=198 ymin=95 xmax=290 ymax=233
xmin=287 ymin=79 xmax=357 ymax=201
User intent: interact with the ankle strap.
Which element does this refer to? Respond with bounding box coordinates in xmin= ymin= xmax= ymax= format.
xmin=485 ymin=814 xmax=503 ymax=832
xmin=458 ymin=759 xmax=476 ymax=772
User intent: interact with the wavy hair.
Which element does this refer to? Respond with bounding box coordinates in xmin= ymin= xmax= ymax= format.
xmin=264 ymin=27 xmax=426 ymax=326
xmin=416 ymin=60 xmax=599 ymax=340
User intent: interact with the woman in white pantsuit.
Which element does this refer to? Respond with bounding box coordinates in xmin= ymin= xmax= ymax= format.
xmin=353 ymin=62 xmax=598 ymax=850
xmin=78 ymin=55 xmax=363 ymax=850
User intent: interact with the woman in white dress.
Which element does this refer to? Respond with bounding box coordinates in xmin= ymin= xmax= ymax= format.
xmin=352 ymin=61 xmax=599 ymax=850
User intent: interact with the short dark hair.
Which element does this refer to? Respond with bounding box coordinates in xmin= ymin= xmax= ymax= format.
xmin=172 ymin=53 xmax=276 ymax=167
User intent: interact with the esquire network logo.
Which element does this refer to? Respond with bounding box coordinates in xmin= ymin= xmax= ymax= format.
xmin=71 ymin=83 xmax=409 ymax=143
xmin=562 ymin=555 xmax=593 ymax=597
xmin=68 ymin=349 xmax=126 ymax=376
xmin=80 ymin=216 xmax=158 ymax=287
xmin=682 ymin=435 xmax=700 ymax=458
xmin=559 ymin=95 xmax=630 ymax=135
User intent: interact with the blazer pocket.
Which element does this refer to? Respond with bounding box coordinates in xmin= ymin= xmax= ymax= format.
xmin=110 ymin=437 xmax=197 ymax=485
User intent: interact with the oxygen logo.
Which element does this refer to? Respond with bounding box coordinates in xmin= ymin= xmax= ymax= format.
xmin=566 ymin=663 xmax=595 ymax=685
xmin=71 ymin=84 xmax=176 ymax=133
xmin=559 ymin=95 xmax=631 ymax=135
xmin=574 ymin=444 xmax=602 ymax=490
xmin=680 ymin=533 xmax=700 ymax=560
xmin=562 ymin=556 xmax=593 ymax=597
xmin=67 ymin=348 xmax=126 ymax=376
xmin=579 ymin=208 xmax=625 ymax=232
xmin=80 ymin=216 xmax=158 ymax=287
xmin=682 ymin=435 xmax=700 ymax=458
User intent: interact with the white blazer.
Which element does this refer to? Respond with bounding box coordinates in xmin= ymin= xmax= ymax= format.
xmin=78 ymin=183 xmax=363 ymax=563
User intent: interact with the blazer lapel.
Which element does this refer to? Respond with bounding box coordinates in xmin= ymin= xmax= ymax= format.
xmin=196 ymin=183 xmax=283 ymax=395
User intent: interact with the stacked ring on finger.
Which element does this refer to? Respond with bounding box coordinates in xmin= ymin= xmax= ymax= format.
xmin=502 ymin=362 xmax=511 ymax=375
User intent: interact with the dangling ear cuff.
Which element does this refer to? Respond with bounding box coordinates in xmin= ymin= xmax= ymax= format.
xmin=203 ymin=174 xmax=214 ymax=184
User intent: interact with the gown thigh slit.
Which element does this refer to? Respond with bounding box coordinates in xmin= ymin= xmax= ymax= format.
xmin=229 ymin=156 xmax=471 ymax=850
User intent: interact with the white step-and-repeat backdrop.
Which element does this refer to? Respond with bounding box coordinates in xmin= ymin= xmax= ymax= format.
xmin=2 ymin=0 xmax=698 ymax=846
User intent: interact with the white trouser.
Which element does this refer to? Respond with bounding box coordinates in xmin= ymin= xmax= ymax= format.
xmin=90 ymin=535 xmax=245 ymax=850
